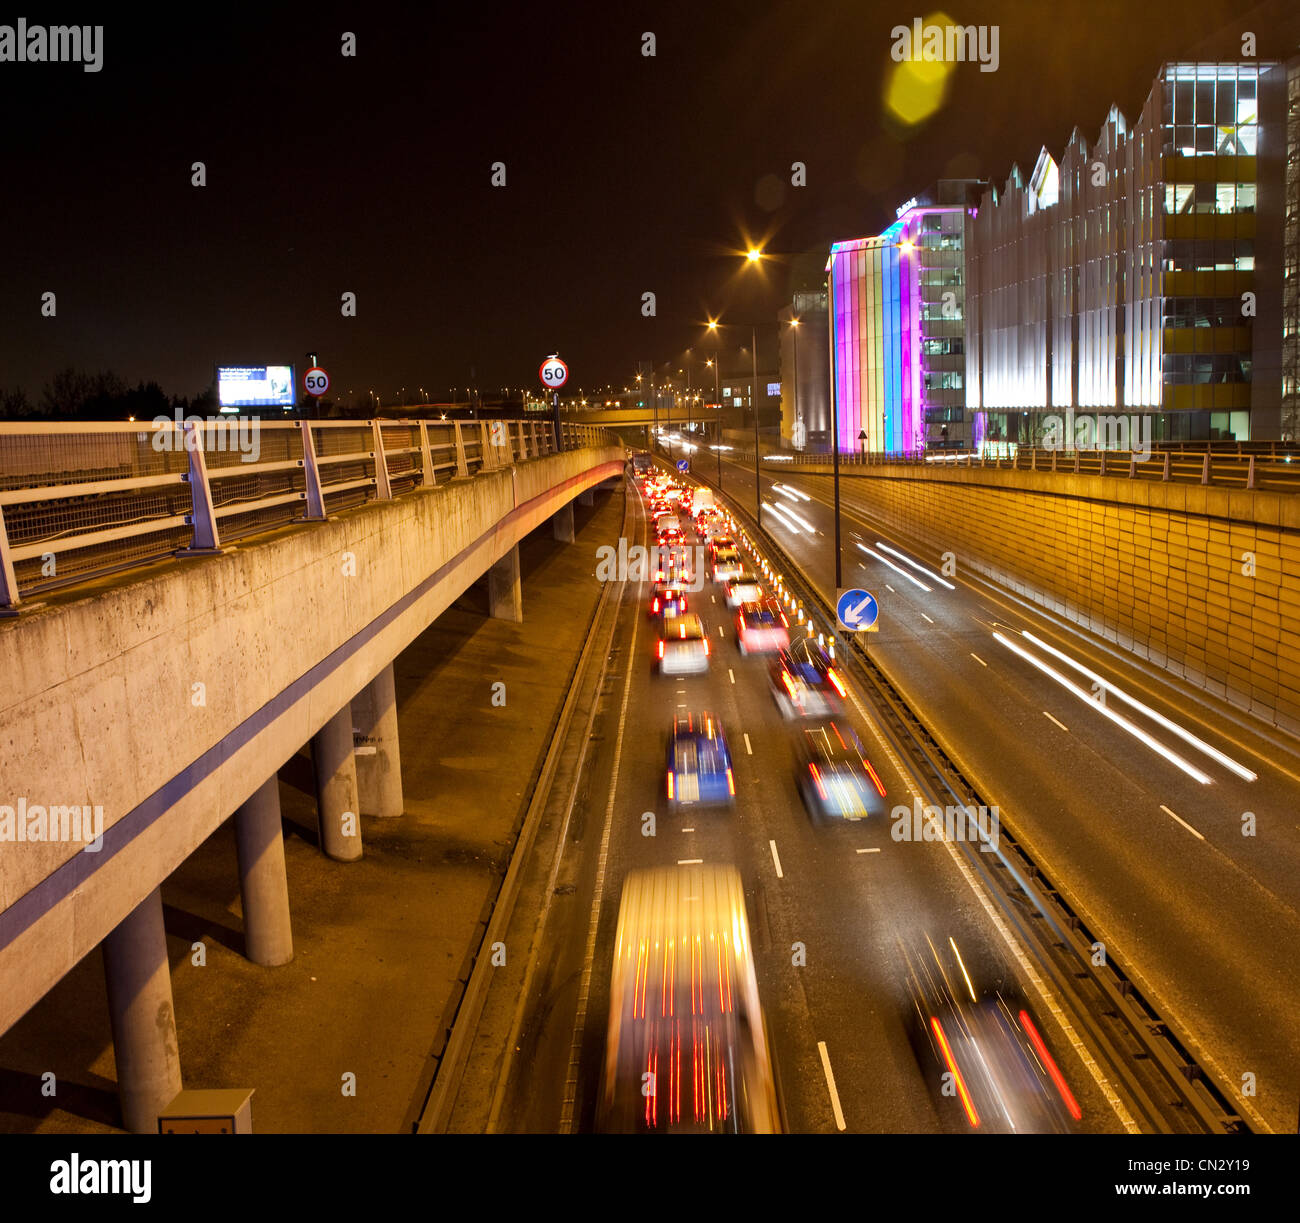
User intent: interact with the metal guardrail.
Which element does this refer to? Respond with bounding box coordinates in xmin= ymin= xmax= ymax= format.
xmin=0 ymin=418 xmax=615 ymax=610
xmin=759 ymin=441 xmax=1300 ymax=493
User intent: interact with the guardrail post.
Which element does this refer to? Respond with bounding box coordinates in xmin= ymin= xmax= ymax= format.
xmin=453 ymin=422 xmax=469 ymax=478
xmin=1201 ymin=453 xmax=1211 ymax=485
xmin=1162 ymin=452 xmax=1171 ymax=482
xmin=1073 ymin=451 xmax=1080 ymax=474
xmin=1030 ymin=448 xmax=1037 ymax=471
xmin=300 ymin=422 xmax=327 ymax=519
xmin=1128 ymin=453 xmax=1137 ymax=479
xmin=1246 ymin=454 xmax=1256 ymax=490
xmin=1051 ymin=448 xmax=1058 ymax=472
xmin=478 ymin=421 xmax=495 ymax=469
xmin=0 ymin=507 xmax=21 ymax=612
xmin=418 ymin=421 xmax=436 ymax=487
xmin=371 ymin=420 xmax=393 ymax=499
xmin=1098 ymin=449 xmax=1107 ymax=477
xmin=181 ymin=420 xmax=222 ymax=550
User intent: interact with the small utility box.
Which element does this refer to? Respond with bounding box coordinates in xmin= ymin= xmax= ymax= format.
xmin=158 ymin=1088 xmax=255 ymax=1134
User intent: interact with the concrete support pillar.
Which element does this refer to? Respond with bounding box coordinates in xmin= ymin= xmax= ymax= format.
xmin=578 ymin=488 xmax=594 ymax=506
xmin=353 ymin=662 xmax=404 ymax=818
xmin=552 ymin=501 xmax=575 ymax=543
xmin=311 ymin=707 xmax=363 ymax=861
xmin=488 ymin=545 xmax=523 ymax=622
xmin=102 ymin=888 xmax=182 ymax=1134
xmin=234 ymin=777 xmax=294 ymax=965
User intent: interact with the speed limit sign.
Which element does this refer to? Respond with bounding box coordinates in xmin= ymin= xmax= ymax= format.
xmin=304 ymin=367 xmax=330 ymax=397
xmin=539 ymin=355 xmax=568 ymax=389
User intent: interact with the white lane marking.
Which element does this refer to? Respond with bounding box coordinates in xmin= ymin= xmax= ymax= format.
xmin=817 ymin=1041 xmax=847 ymax=1131
xmin=678 ymin=858 xmax=704 ymax=865
xmin=1160 ymin=804 xmax=1205 ymax=841
xmin=769 ymin=839 xmax=784 ymax=878
xmin=718 ymin=625 xmax=724 ymax=636
xmin=728 ymin=669 xmax=735 ymax=684
xmin=711 ymin=595 xmax=716 ymax=603
xmin=682 ymin=827 xmax=695 ymax=833
xmin=885 ymin=583 xmax=896 ymax=594
xmin=744 ymin=733 xmax=753 ymax=755
xmin=920 ymin=613 xmax=934 ymax=624
xmin=994 ymin=632 xmax=1212 ymax=785
xmin=1019 ymin=630 xmax=1257 ymax=783
xmin=856 ymin=847 xmax=881 ymax=854
xmin=970 ymin=653 xmax=988 ymax=667
xmin=1043 ymin=711 xmax=1069 ymax=732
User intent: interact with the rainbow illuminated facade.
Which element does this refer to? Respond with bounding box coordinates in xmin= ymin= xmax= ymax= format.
xmin=827 ymin=182 xmax=983 ymax=452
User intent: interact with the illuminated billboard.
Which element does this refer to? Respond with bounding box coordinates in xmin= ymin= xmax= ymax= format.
xmin=216 ymin=365 xmax=295 ymax=412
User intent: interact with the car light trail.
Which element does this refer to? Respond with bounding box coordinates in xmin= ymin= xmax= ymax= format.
xmin=993 ymin=632 xmax=1212 ymax=784
xmin=874 ymin=541 xmax=956 ymax=590
xmin=856 ymin=543 xmax=931 ymax=592
xmin=764 ymin=500 xmax=803 ymax=533
xmin=1019 ymin=1010 xmax=1083 ymax=1121
xmin=771 ymin=482 xmax=811 ymax=502
xmin=1019 ymin=630 xmax=1257 ymax=782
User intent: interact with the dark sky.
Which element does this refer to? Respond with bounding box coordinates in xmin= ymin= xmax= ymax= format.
xmin=0 ymin=0 xmax=1284 ymax=404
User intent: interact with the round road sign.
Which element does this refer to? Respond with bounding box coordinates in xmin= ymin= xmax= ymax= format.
xmin=539 ymin=356 xmax=568 ymax=389
xmin=304 ymin=367 xmax=330 ymax=397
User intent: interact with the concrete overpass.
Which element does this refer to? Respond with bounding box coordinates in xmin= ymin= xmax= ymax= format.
xmin=0 ymin=416 xmax=621 ymax=1129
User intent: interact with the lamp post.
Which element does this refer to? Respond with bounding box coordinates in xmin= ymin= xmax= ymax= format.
xmin=790 ymin=316 xmax=801 ymax=450
xmin=707 ymin=349 xmax=722 ymax=491
xmin=859 ymin=428 xmax=867 ymax=461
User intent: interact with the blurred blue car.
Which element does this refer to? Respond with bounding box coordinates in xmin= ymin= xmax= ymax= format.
xmin=667 ymin=713 xmax=735 ymax=807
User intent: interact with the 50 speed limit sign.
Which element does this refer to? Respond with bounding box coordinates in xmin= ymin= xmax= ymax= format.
xmin=539 ymin=356 xmax=568 ymax=389
xmin=304 ymin=367 xmax=330 ymax=397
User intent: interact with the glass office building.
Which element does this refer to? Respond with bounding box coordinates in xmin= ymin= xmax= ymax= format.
xmin=826 ymin=180 xmax=984 ymax=453
xmin=965 ymin=62 xmax=1287 ymax=444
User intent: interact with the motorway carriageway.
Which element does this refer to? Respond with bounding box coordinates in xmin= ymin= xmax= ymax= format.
xmin=690 ymin=451 xmax=1300 ymax=1134
xmin=480 ymin=468 xmax=1147 ymax=1134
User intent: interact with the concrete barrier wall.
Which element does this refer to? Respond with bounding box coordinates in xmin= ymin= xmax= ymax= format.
xmin=0 ymin=445 xmax=624 ymax=1035
xmin=783 ymin=462 xmax=1300 ymax=734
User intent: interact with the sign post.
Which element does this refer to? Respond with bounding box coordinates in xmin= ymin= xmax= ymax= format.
xmin=304 ymin=367 xmax=330 ymax=399
xmin=836 ymin=588 xmax=879 ymax=633
xmin=539 ymin=354 xmax=568 ymax=451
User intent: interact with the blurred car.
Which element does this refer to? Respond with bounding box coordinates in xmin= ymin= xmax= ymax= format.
xmin=736 ymin=599 xmax=790 ymax=655
xmin=598 ymin=865 xmax=784 ymax=1133
xmin=794 ymin=721 xmax=887 ymax=821
xmin=723 ymin=570 xmax=763 ymax=609
xmin=658 ymin=613 xmax=710 ymax=675
xmin=666 ymin=712 xmax=735 ymax=807
xmin=649 ymin=583 xmax=689 ymax=620
xmin=709 ymin=534 xmax=736 ymax=559
xmin=769 ymin=638 xmax=847 ymax=719
xmin=899 ymin=933 xmax=1082 ymax=1133
xmin=713 ymin=546 xmax=744 ymax=582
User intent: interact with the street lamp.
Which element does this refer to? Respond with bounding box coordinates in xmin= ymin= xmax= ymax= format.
xmin=858 ymin=428 xmax=867 ymax=460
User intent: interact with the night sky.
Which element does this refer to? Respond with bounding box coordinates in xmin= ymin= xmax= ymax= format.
xmin=0 ymin=0 xmax=1280 ymax=405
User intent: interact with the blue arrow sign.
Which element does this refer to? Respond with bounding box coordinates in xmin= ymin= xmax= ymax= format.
xmin=836 ymin=587 xmax=879 ymax=632
xmin=676 ymin=459 xmax=689 ymax=473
